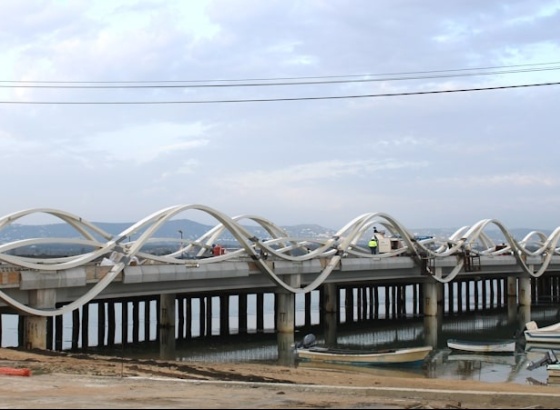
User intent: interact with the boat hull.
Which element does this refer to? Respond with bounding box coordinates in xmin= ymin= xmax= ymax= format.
xmin=296 ymin=346 xmax=433 ymax=366
xmin=447 ymin=339 xmax=516 ymax=353
xmin=524 ymin=321 xmax=560 ymax=344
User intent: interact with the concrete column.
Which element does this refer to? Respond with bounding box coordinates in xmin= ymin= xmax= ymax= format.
xmin=24 ymin=289 xmax=56 ymax=350
xmin=506 ymin=276 xmax=519 ymax=323
xmin=276 ymin=275 xmax=300 ymax=334
xmin=277 ymin=332 xmax=296 ymax=367
xmin=507 ymin=277 xmax=517 ymax=297
xmin=159 ymin=293 xmax=176 ymax=360
xmin=323 ymin=283 xmax=338 ymax=313
xmin=518 ymin=277 xmax=532 ymax=306
xmin=423 ymin=315 xmax=439 ymax=347
xmin=321 ymin=270 xmax=338 ymax=345
xmin=423 ymin=281 xmax=438 ymax=317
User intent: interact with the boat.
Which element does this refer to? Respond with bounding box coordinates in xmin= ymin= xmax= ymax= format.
xmin=295 ymin=345 xmax=433 ymax=366
xmin=547 ymin=362 xmax=560 ymax=380
xmin=447 ymin=338 xmax=516 ymax=353
xmin=524 ymin=321 xmax=560 ymax=344
xmin=294 ymin=335 xmax=432 ymax=366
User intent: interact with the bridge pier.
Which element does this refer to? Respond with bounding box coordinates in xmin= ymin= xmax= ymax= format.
xmin=321 ymin=284 xmax=338 ymax=346
xmin=423 ymin=281 xmax=439 ymax=317
xmin=518 ymin=277 xmax=531 ymax=306
xmin=23 ymin=289 xmax=56 ymax=350
xmin=159 ymin=293 xmax=176 ymax=359
xmin=276 ymin=275 xmax=300 ymax=334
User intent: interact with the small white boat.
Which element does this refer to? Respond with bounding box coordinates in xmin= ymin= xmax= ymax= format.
xmin=295 ymin=345 xmax=433 ymax=366
xmin=524 ymin=321 xmax=560 ymax=344
xmin=447 ymin=338 xmax=516 ymax=353
xmin=294 ymin=333 xmax=433 ymax=366
xmin=547 ymin=362 xmax=560 ymax=378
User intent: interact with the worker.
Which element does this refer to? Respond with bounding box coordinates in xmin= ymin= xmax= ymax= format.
xmin=368 ymin=236 xmax=378 ymax=255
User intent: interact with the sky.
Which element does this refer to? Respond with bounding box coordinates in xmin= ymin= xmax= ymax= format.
xmin=0 ymin=0 xmax=559 ymax=231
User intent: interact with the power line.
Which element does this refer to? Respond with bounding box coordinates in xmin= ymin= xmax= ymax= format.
xmin=0 ymin=81 xmax=557 ymax=105
xmin=0 ymin=66 xmax=558 ymax=89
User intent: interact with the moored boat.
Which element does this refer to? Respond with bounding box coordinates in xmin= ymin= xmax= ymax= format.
xmin=296 ymin=345 xmax=433 ymax=366
xmin=447 ymin=338 xmax=516 ymax=353
xmin=524 ymin=321 xmax=560 ymax=344
xmin=294 ymin=334 xmax=433 ymax=367
xmin=547 ymin=362 xmax=560 ymax=379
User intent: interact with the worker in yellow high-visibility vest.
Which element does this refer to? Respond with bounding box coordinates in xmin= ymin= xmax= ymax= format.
xmin=368 ymin=237 xmax=378 ymax=254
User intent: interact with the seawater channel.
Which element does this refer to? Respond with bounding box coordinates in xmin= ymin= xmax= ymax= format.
xmin=1 ymin=291 xmax=559 ymax=387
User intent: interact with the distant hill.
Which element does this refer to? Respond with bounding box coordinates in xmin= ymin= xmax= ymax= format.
xmin=0 ymin=220 xmax=547 ymax=251
xmin=0 ymin=219 xmax=338 ymax=243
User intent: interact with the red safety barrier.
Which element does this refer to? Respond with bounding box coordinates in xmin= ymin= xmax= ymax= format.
xmin=0 ymin=367 xmax=31 ymax=377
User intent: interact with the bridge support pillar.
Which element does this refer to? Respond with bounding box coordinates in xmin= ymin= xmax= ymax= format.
xmin=506 ymin=276 xmax=519 ymax=323
xmin=159 ymin=293 xmax=176 ymax=360
xmin=507 ymin=277 xmax=517 ymax=297
xmin=518 ymin=277 xmax=532 ymax=306
xmin=323 ymin=283 xmax=337 ymax=313
xmin=276 ymin=275 xmax=300 ymax=334
xmin=423 ymin=281 xmax=438 ymax=317
xmin=322 ymin=283 xmax=338 ymax=346
xmin=23 ymin=289 xmax=56 ymax=350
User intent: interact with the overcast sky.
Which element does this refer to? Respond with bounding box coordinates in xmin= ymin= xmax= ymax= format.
xmin=0 ymin=0 xmax=558 ymax=231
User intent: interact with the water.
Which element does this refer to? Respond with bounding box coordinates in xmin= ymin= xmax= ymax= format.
xmin=2 ymin=293 xmax=559 ymax=387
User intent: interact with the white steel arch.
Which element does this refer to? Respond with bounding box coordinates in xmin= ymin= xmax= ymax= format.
xmin=0 ymin=205 xmax=558 ymax=316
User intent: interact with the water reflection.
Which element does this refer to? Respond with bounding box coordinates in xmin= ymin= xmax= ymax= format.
xmin=165 ymin=305 xmax=560 ymax=387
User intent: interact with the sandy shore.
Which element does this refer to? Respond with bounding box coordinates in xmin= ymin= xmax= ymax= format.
xmin=1 ymin=347 xmax=559 ymax=409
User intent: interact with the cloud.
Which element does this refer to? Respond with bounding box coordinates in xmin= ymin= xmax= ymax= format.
xmin=0 ymin=0 xmax=558 ymax=230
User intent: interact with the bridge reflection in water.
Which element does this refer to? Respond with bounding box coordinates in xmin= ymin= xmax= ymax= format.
xmin=162 ymin=305 xmax=560 ymax=386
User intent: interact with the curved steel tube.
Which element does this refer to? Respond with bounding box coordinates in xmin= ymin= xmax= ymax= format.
xmin=0 ymin=206 xmax=558 ymax=316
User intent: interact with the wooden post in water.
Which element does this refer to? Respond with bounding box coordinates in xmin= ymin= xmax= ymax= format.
xmin=71 ymin=309 xmax=79 ymax=350
xmin=121 ymin=301 xmax=129 ymax=346
xmin=238 ymin=293 xmax=248 ymax=334
xmin=206 ymin=296 xmax=213 ymax=336
xmin=98 ymin=302 xmax=106 ymax=347
xmin=132 ymin=299 xmax=140 ymax=343
xmin=177 ymin=297 xmax=185 ymax=339
xmin=345 ymin=287 xmax=354 ymax=323
xmin=304 ymin=292 xmax=312 ymax=326
xmin=219 ymin=294 xmax=229 ymax=336
xmin=199 ymin=297 xmax=206 ymax=337
xmin=55 ymin=311 xmax=63 ymax=350
xmin=144 ymin=299 xmax=151 ymax=342
xmin=107 ymin=302 xmax=115 ymax=346
xmin=256 ymin=293 xmax=264 ymax=332
xmin=82 ymin=303 xmax=89 ymax=350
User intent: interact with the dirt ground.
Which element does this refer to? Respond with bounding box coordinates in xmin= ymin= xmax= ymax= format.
xmin=0 ymin=347 xmax=559 ymax=409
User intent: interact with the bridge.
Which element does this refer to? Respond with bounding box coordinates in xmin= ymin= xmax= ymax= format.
xmin=1 ymin=204 xmax=559 ymax=351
